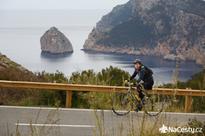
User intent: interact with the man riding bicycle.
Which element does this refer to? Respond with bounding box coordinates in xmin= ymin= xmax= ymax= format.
xmin=129 ymin=59 xmax=154 ymax=111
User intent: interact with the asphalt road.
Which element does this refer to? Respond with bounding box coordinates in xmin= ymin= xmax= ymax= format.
xmin=0 ymin=106 xmax=205 ymax=136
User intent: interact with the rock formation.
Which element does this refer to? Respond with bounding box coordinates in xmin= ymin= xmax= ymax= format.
xmin=41 ymin=27 xmax=73 ymax=55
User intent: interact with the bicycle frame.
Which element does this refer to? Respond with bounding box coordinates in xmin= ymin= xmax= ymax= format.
xmin=112 ymin=81 xmax=166 ymax=116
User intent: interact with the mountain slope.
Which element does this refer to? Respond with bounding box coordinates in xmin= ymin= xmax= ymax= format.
xmin=0 ymin=53 xmax=37 ymax=81
xmin=83 ymin=0 xmax=205 ymax=65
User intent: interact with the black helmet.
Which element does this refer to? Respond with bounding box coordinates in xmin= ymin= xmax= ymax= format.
xmin=133 ymin=59 xmax=142 ymax=64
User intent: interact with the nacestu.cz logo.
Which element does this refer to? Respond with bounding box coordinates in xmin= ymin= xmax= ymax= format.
xmin=159 ymin=124 xmax=203 ymax=134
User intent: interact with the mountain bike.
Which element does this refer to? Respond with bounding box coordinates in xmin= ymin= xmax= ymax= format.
xmin=112 ymin=81 xmax=171 ymax=116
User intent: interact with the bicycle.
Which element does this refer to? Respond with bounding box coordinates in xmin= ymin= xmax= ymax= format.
xmin=112 ymin=81 xmax=171 ymax=116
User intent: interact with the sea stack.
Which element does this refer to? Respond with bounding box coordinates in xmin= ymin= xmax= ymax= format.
xmin=40 ymin=27 xmax=73 ymax=55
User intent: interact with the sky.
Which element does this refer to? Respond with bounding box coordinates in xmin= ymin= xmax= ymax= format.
xmin=0 ymin=0 xmax=129 ymax=10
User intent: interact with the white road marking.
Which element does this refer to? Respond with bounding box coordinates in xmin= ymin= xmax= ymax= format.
xmin=15 ymin=123 xmax=95 ymax=128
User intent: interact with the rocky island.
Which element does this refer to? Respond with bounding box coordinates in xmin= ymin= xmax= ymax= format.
xmin=83 ymin=0 xmax=205 ymax=65
xmin=41 ymin=27 xmax=73 ymax=56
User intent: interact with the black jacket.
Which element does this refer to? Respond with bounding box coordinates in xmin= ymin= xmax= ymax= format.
xmin=130 ymin=65 xmax=153 ymax=83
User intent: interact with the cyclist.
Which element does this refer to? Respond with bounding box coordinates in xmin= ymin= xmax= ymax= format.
xmin=129 ymin=59 xmax=154 ymax=111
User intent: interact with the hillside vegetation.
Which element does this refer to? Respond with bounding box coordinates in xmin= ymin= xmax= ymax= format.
xmin=0 ymin=54 xmax=204 ymax=112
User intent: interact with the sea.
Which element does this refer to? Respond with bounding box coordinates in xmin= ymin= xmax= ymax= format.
xmin=0 ymin=10 xmax=203 ymax=85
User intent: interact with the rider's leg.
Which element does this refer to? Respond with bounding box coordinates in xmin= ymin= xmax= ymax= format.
xmin=136 ymin=84 xmax=145 ymax=100
xmin=135 ymin=81 xmax=154 ymax=112
xmin=136 ymin=82 xmax=152 ymax=110
xmin=135 ymin=84 xmax=145 ymax=111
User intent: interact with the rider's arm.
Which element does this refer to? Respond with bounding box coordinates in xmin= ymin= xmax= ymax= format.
xmin=130 ymin=70 xmax=137 ymax=81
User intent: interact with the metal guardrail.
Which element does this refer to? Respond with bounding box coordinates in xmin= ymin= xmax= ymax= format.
xmin=0 ymin=80 xmax=205 ymax=112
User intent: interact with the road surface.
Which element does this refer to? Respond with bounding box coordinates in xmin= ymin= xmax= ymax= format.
xmin=0 ymin=106 xmax=204 ymax=136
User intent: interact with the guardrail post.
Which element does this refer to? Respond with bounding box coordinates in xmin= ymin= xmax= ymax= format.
xmin=66 ymin=91 xmax=72 ymax=108
xmin=184 ymin=95 xmax=192 ymax=112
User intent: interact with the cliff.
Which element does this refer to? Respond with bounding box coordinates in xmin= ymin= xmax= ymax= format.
xmin=83 ymin=0 xmax=205 ymax=65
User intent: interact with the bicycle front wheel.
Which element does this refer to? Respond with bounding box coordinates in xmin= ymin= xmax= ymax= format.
xmin=112 ymin=92 xmax=133 ymax=116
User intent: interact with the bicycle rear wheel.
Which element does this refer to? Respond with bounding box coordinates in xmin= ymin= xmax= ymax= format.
xmin=112 ymin=92 xmax=133 ymax=116
xmin=144 ymin=94 xmax=170 ymax=116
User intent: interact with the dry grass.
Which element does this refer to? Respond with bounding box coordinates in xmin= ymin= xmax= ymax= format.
xmin=92 ymin=108 xmax=205 ymax=136
xmin=5 ymin=108 xmax=61 ymax=136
